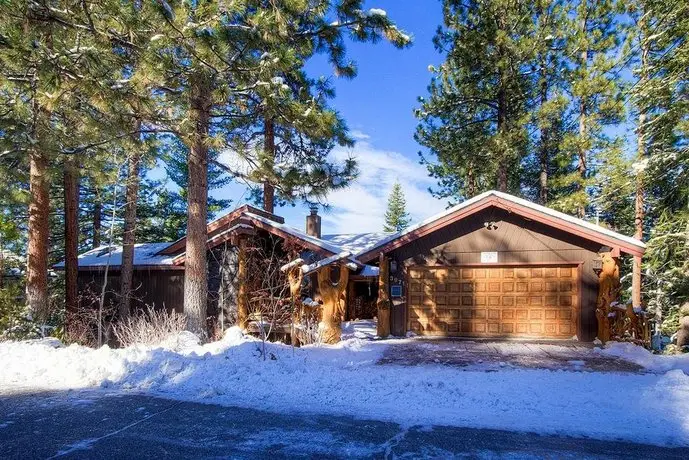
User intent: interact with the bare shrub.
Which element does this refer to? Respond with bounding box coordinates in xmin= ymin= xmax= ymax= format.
xmin=64 ymin=287 xmax=117 ymax=347
xmin=243 ymin=235 xmax=310 ymax=358
xmin=293 ymin=298 xmax=322 ymax=346
xmin=113 ymin=306 xmax=187 ymax=347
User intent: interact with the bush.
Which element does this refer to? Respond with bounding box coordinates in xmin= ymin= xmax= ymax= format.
xmin=113 ymin=306 xmax=187 ymax=347
xmin=0 ymin=284 xmax=40 ymax=341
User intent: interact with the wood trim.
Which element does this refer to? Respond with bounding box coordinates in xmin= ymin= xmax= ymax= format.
xmin=358 ymin=196 xmax=643 ymax=262
xmin=359 ymin=200 xmax=494 ymax=262
xmin=405 ymin=261 xmax=586 ymax=269
xmin=492 ymin=198 xmax=643 ymax=257
xmin=171 ymin=221 xmax=257 ymax=266
xmin=159 ymin=205 xmax=284 ymax=255
xmin=248 ymin=217 xmax=336 ymax=257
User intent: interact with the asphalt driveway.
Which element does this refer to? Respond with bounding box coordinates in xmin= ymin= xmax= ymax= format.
xmin=379 ymin=339 xmax=646 ymax=372
xmin=1 ymin=391 xmax=686 ymax=459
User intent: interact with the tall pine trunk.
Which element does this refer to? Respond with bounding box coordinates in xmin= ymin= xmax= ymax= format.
xmin=263 ymin=117 xmax=275 ymax=214
xmin=632 ymin=15 xmax=650 ymax=308
xmin=538 ymin=64 xmax=550 ymax=205
xmin=466 ymin=162 xmax=476 ymax=197
xmin=496 ymin=87 xmax=508 ymax=192
xmin=119 ymin=122 xmax=142 ymax=320
xmin=576 ymin=17 xmax=589 ymax=219
xmin=27 ymin=92 xmax=50 ymax=326
xmin=27 ymin=145 xmax=50 ymax=324
xmin=63 ymin=157 xmax=79 ymax=328
xmin=183 ymin=72 xmax=211 ymax=336
xmin=92 ymin=199 xmax=101 ymax=249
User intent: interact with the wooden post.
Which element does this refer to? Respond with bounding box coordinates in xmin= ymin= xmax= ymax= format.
xmin=288 ymin=266 xmax=303 ymax=347
xmin=595 ymin=252 xmax=620 ymax=343
xmin=632 ymin=255 xmax=642 ymax=308
xmin=237 ymin=237 xmax=248 ymax=330
xmin=317 ymin=264 xmax=348 ymax=344
xmin=377 ymin=253 xmax=391 ymax=338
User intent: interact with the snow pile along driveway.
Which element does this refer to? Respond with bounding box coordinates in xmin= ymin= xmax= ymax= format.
xmin=2 ymin=329 xmax=689 ymax=447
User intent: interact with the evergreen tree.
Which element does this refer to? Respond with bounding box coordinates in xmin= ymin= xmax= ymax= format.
xmin=553 ymin=0 xmax=625 ymax=217
xmin=0 ymin=0 xmax=128 ymax=324
xmin=124 ymin=1 xmax=410 ymax=334
xmin=415 ymin=0 xmax=536 ymax=202
xmin=383 ymin=182 xmax=411 ymax=232
xmin=220 ymin=4 xmax=409 ymax=214
xmin=525 ymin=0 xmax=573 ymax=205
xmin=630 ymin=0 xmax=689 ymax=326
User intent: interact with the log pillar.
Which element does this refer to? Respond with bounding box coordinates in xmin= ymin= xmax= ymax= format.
xmin=287 ymin=266 xmax=304 ymax=347
xmin=595 ymin=252 xmax=620 ymax=343
xmin=632 ymin=255 xmax=642 ymax=308
xmin=317 ymin=264 xmax=348 ymax=344
xmin=377 ymin=253 xmax=391 ymax=338
xmin=237 ymin=236 xmax=249 ymax=330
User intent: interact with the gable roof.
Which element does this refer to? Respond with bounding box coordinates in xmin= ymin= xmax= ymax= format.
xmin=244 ymin=212 xmax=343 ymax=255
xmin=158 ymin=204 xmax=284 ymax=256
xmin=356 ymin=190 xmax=646 ymax=263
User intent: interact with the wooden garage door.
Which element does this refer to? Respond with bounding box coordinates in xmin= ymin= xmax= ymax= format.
xmin=407 ymin=265 xmax=578 ymax=338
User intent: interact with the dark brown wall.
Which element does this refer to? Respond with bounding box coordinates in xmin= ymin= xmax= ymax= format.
xmin=77 ymin=269 xmax=185 ymax=314
xmin=387 ymin=207 xmax=604 ymax=341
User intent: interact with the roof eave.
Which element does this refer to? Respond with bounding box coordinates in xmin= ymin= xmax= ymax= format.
xmin=357 ymin=192 xmax=645 ymax=263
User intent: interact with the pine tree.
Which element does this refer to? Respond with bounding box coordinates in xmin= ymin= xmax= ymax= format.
xmin=553 ymin=0 xmax=625 ymax=217
xmin=527 ymin=0 xmax=572 ymax=205
xmin=121 ymin=1 xmax=410 ymax=335
xmin=0 ymin=1 xmax=127 ymax=324
xmin=415 ymin=0 xmax=536 ymax=201
xmin=383 ymin=182 xmax=411 ymax=232
xmin=630 ymin=0 xmax=689 ymax=326
xmin=220 ymin=4 xmax=410 ymax=214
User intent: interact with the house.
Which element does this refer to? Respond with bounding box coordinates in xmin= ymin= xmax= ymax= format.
xmin=61 ymin=190 xmax=645 ymax=342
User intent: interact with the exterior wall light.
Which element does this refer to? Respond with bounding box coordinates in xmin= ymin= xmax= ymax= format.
xmin=390 ymin=260 xmax=398 ymax=273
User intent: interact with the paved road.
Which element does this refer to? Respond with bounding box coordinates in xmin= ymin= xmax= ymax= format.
xmin=0 ymin=391 xmax=686 ymax=459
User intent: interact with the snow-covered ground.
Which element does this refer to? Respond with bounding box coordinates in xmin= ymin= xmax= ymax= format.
xmin=2 ymin=323 xmax=689 ymax=447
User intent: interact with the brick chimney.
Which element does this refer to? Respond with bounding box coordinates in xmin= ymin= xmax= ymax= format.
xmin=306 ymin=205 xmax=321 ymax=239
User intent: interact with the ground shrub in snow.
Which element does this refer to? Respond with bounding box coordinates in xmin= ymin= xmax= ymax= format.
xmin=113 ymin=306 xmax=187 ymax=347
xmin=0 ymin=285 xmax=40 ymax=340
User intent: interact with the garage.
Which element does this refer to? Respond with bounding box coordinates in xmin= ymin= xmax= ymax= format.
xmin=355 ymin=191 xmax=646 ymax=342
xmin=407 ymin=265 xmax=579 ymax=338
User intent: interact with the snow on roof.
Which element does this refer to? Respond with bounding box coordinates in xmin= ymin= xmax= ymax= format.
xmin=54 ymin=243 xmax=175 ymax=268
xmin=244 ymin=212 xmax=345 ymax=254
xmin=321 ymin=232 xmax=392 ymax=255
xmin=301 ymin=251 xmax=353 ymax=275
xmin=280 ymin=257 xmax=304 ymax=273
xmin=356 ymin=190 xmax=646 ymax=258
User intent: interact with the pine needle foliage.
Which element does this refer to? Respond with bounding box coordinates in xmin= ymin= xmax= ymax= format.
xmin=383 ymin=182 xmax=411 ymax=232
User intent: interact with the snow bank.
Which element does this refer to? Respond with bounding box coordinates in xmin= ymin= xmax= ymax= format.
xmin=2 ymin=334 xmax=689 ymax=447
xmin=598 ymin=341 xmax=689 ymax=374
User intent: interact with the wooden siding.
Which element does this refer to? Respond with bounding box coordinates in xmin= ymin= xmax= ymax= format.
xmin=78 ymin=269 xmax=185 ymax=314
xmin=388 ymin=207 xmax=603 ymax=341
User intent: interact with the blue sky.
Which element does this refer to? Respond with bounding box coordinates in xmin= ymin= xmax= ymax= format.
xmin=213 ymin=1 xmax=449 ymax=235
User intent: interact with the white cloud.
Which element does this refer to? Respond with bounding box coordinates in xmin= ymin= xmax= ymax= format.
xmin=349 ymin=130 xmax=371 ymax=141
xmin=321 ymin=137 xmax=446 ymax=234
